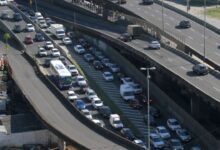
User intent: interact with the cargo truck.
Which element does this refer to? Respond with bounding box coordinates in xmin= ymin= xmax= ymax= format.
xmin=127 ymin=24 xmax=143 ymax=38
xmin=48 ymin=24 xmax=65 ymax=39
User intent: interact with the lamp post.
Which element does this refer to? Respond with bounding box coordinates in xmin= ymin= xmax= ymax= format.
xmin=161 ymin=0 xmax=165 ymax=31
xmin=34 ymin=0 xmax=38 ymax=12
xmin=140 ymin=66 xmax=156 ymax=150
xmin=203 ymin=0 xmax=207 ymax=63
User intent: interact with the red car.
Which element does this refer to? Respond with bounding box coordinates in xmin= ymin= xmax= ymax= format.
xmin=24 ymin=35 xmax=33 ymax=44
xmin=136 ymin=94 xmax=153 ymax=105
xmin=129 ymin=99 xmax=143 ymax=110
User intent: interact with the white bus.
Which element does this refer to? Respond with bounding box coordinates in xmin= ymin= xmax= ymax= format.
xmin=50 ymin=60 xmax=72 ymax=89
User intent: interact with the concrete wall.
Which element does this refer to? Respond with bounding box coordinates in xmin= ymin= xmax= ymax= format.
xmin=0 ymin=130 xmax=60 ymax=147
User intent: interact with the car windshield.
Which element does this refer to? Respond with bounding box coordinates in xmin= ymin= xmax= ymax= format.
xmin=69 ymin=66 xmax=76 ymax=70
xmin=113 ymin=120 xmax=121 ymax=124
xmin=181 ymin=130 xmax=189 ymax=136
xmin=105 ymin=73 xmax=112 ymax=77
xmin=170 ymin=120 xmax=179 ymax=125
xmin=95 ymin=100 xmax=102 ymax=104
xmin=153 ymin=136 xmax=162 ymax=142
xmin=60 ymin=76 xmax=72 ymax=86
xmin=83 ymin=111 xmax=90 ymax=116
xmin=56 ymin=30 xmax=64 ymax=34
xmin=123 ymin=91 xmax=134 ymax=96
xmin=133 ymin=84 xmax=141 ymax=88
xmin=88 ymin=91 xmax=96 ymax=96
xmin=53 ymin=49 xmax=59 ymax=53
xmin=160 ymin=129 xmax=167 ymax=133
xmin=171 ymin=140 xmax=181 ymax=146
xmin=78 ymin=77 xmax=85 ymax=81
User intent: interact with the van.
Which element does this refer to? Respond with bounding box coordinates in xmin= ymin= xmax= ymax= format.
xmin=120 ymin=84 xmax=135 ymax=101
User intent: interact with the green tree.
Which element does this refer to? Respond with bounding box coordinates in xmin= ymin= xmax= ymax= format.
xmin=3 ymin=33 xmax=11 ymax=56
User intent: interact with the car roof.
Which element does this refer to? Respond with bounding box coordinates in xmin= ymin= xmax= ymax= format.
xmin=68 ymin=91 xmax=75 ymax=94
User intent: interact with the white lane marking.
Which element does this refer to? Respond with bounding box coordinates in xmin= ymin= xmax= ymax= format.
xmin=190 ymin=28 xmax=195 ymax=32
xmin=188 ymin=36 xmax=193 ymax=40
xmin=215 ymin=52 xmax=220 ymax=56
xmin=196 ymin=77 xmax=203 ymax=81
xmin=213 ymin=87 xmax=220 ymax=92
xmin=180 ymin=66 xmax=187 ymax=71
xmin=167 ymin=58 xmax=173 ymax=62
xmin=165 ymin=22 xmax=170 ymax=26
xmin=155 ymin=51 xmax=161 ymax=55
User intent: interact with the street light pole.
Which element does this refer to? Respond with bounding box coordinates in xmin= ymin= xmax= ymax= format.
xmin=162 ymin=0 xmax=165 ymax=31
xmin=203 ymin=0 xmax=207 ymax=63
xmin=140 ymin=66 xmax=156 ymax=150
xmin=34 ymin=0 xmax=38 ymax=12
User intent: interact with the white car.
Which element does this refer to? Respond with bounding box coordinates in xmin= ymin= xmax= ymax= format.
xmin=92 ymin=119 xmax=104 ymax=127
xmin=167 ymin=118 xmax=181 ymax=131
xmin=81 ymin=109 xmax=93 ymax=120
xmin=120 ymin=77 xmax=134 ymax=85
xmin=38 ymin=19 xmax=47 ymax=28
xmin=176 ymin=128 xmax=192 ymax=142
xmin=92 ymin=98 xmax=103 ymax=109
xmin=26 ymin=23 xmax=35 ymax=32
xmin=156 ymin=126 xmax=171 ymax=139
xmin=75 ymin=75 xmax=87 ymax=87
xmin=131 ymin=83 xmax=143 ymax=94
xmin=62 ymin=37 xmax=72 ymax=45
xmin=108 ymin=63 xmax=120 ymax=73
xmin=150 ymin=133 xmax=165 ymax=149
xmin=133 ymin=139 xmax=147 ymax=149
xmin=67 ymin=64 xmax=78 ymax=76
xmin=85 ymin=88 xmax=98 ymax=101
xmin=103 ymin=71 xmax=114 ymax=81
xmin=149 ymin=40 xmax=161 ymax=49
xmin=67 ymin=90 xmax=78 ymax=102
xmin=51 ymin=48 xmax=60 ymax=57
xmin=45 ymin=41 xmax=54 ymax=50
xmin=74 ymin=45 xmax=85 ymax=54
xmin=35 ymin=12 xmax=44 ymax=20
xmin=0 ymin=0 xmax=8 ymax=5
xmin=37 ymin=47 xmax=47 ymax=57
xmin=192 ymin=63 xmax=209 ymax=75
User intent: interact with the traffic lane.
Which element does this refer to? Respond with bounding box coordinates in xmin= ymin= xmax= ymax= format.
xmin=123 ymin=0 xmax=220 ymax=63
xmin=126 ymin=38 xmax=220 ymax=101
xmin=4 ymin=28 xmax=128 ymax=150
xmin=18 ymin=0 xmax=127 ymax=34
xmin=1 ymin=7 xmax=44 ymax=56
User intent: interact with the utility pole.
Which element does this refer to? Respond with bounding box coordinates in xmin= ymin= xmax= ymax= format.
xmin=203 ymin=0 xmax=206 ymax=63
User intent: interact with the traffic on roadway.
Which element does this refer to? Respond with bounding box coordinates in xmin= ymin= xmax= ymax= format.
xmin=0 ymin=4 xmax=132 ymax=150
xmin=119 ymin=0 xmax=220 ymax=69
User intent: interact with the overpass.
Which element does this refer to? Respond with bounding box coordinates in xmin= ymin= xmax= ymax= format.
xmin=0 ymin=5 xmax=133 ymax=150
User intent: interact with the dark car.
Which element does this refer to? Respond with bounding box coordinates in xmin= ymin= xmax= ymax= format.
xmin=120 ymin=128 xmax=135 ymax=141
xmin=1 ymin=12 xmax=10 ymax=20
xmin=44 ymin=58 xmax=52 ymax=67
xmin=13 ymin=24 xmax=23 ymax=33
xmin=35 ymin=32 xmax=45 ymax=42
xmin=27 ymin=9 xmax=35 ymax=17
xmin=192 ymin=63 xmax=209 ymax=75
xmin=119 ymin=32 xmax=132 ymax=42
xmin=129 ymin=99 xmax=143 ymax=110
xmin=13 ymin=13 xmax=22 ymax=21
xmin=59 ymin=56 xmax=67 ymax=65
xmin=74 ymin=99 xmax=86 ymax=110
xmin=83 ymin=53 xmax=95 ymax=62
xmin=150 ymin=106 xmax=161 ymax=118
xmin=93 ymin=60 xmax=104 ymax=70
xmin=143 ymin=114 xmax=157 ymax=126
xmin=78 ymin=38 xmax=91 ymax=49
xmin=24 ymin=35 xmax=33 ymax=44
xmin=99 ymin=106 xmax=112 ymax=118
xmin=179 ymin=20 xmax=191 ymax=28
xmin=136 ymin=94 xmax=153 ymax=105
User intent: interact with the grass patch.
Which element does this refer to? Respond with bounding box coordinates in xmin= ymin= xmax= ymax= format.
xmin=207 ymin=7 xmax=220 ymax=19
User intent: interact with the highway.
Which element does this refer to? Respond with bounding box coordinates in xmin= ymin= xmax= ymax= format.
xmin=0 ymin=5 xmax=129 ymax=150
xmin=31 ymin=0 xmax=220 ymax=104
xmin=118 ymin=0 xmax=220 ymax=69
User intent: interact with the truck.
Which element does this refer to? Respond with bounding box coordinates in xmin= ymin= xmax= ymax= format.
xmin=120 ymin=84 xmax=135 ymax=101
xmin=127 ymin=24 xmax=143 ymax=38
xmin=48 ymin=24 xmax=65 ymax=39
xmin=109 ymin=114 xmax=124 ymax=130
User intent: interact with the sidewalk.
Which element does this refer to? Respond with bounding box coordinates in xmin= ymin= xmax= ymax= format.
xmin=164 ymin=0 xmax=220 ymax=30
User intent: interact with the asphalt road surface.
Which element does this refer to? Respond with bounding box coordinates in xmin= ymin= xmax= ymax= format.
xmin=120 ymin=0 xmax=220 ymax=69
xmin=33 ymin=1 xmax=220 ymax=104
xmin=0 ymin=5 xmax=129 ymax=150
